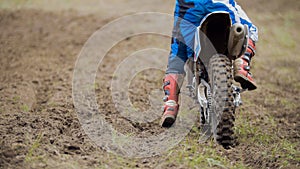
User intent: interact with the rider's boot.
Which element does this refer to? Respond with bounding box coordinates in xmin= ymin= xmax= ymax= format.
xmin=161 ymin=74 xmax=184 ymax=128
xmin=234 ymin=39 xmax=257 ymax=90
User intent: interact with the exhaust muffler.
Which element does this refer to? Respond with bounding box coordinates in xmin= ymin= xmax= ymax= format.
xmin=227 ymin=23 xmax=248 ymax=59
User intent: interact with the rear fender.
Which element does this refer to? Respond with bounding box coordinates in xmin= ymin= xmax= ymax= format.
xmin=194 ymin=12 xmax=231 ymax=62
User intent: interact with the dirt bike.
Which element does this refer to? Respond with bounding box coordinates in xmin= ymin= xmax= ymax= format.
xmin=186 ymin=12 xmax=249 ymax=148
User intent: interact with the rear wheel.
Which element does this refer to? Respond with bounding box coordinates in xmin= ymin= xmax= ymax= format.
xmin=208 ymin=54 xmax=236 ymax=148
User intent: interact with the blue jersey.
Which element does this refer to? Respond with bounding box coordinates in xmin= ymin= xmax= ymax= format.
xmin=166 ymin=0 xmax=258 ymax=74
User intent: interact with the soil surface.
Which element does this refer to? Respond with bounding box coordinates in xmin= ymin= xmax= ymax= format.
xmin=0 ymin=0 xmax=299 ymax=168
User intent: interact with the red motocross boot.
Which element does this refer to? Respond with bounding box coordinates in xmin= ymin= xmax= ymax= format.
xmin=234 ymin=39 xmax=257 ymax=90
xmin=161 ymin=74 xmax=184 ymax=127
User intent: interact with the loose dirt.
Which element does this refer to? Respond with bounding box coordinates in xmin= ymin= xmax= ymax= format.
xmin=0 ymin=0 xmax=299 ymax=168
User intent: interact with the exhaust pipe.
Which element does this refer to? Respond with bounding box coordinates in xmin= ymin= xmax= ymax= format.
xmin=227 ymin=23 xmax=248 ymax=59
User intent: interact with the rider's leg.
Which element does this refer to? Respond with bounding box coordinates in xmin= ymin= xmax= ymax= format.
xmin=234 ymin=38 xmax=257 ymax=90
xmin=161 ymin=0 xmax=206 ymax=127
xmin=162 ymin=41 xmax=188 ymax=127
xmin=161 ymin=73 xmax=184 ymax=127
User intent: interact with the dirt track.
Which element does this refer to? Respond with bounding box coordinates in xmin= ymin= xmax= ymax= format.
xmin=0 ymin=0 xmax=299 ymax=168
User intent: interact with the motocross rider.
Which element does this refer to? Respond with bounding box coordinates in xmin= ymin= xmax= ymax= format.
xmin=161 ymin=0 xmax=258 ymax=127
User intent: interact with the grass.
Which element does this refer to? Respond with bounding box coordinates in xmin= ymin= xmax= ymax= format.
xmin=12 ymin=96 xmax=21 ymax=103
xmin=20 ymin=104 xmax=30 ymax=112
xmin=25 ymin=132 xmax=44 ymax=162
xmin=234 ymin=97 xmax=299 ymax=168
xmin=237 ymin=78 xmax=299 ymax=168
xmin=159 ymin=137 xmax=248 ymax=169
